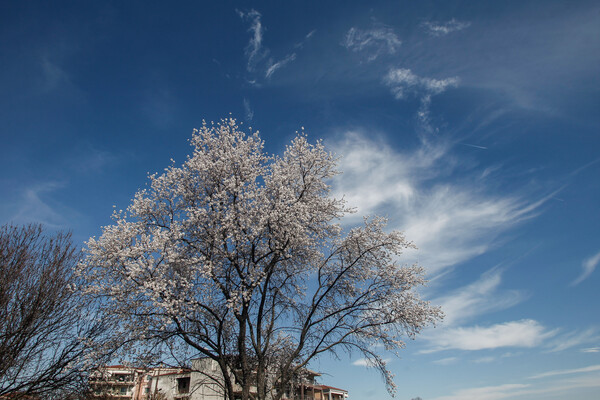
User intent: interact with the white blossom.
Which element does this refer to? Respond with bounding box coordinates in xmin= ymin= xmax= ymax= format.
xmin=78 ymin=118 xmax=442 ymax=399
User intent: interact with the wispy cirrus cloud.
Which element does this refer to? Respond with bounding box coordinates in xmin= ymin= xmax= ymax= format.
xmin=571 ymin=250 xmax=600 ymax=286
xmin=414 ymin=7 xmax=600 ymax=118
xmin=433 ymin=269 xmax=526 ymax=326
xmin=546 ymin=328 xmax=600 ymax=353
xmin=352 ymin=357 xmax=390 ymax=367
xmin=432 ymin=368 xmax=600 ymax=400
xmin=422 ymin=269 xmax=561 ymax=356
xmin=384 ymin=68 xmax=459 ymax=129
xmin=265 ymin=53 xmax=297 ymax=78
xmin=238 ymin=9 xmax=267 ymax=72
xmin=582 ymin=347 xmax=600 ymax=353
xmin=238 ymin=9 xmax=309 ymax=83
xmin=433 ymin=357 xmax=458 ymax=365
xmin=330 ymin=131 xmax=547 ymax=273
xmin=294 ymin=29 xmax=316 ymax=49
xmin=326 ymin=67 xmax=584 ymax=379
xmin=8 ymin=182 xmax=70 ymax=228
xmin=529 ymin=364 xmax=600 ymax=380
xmin=421 ymin=319 xmax=557 ymax=353
xmin=243 ymin=98 xmax=254 ymax=121
xmin=473 ymin=356 xmax=495 ymax=364
xmin=342 ymin=25 xmax=402 ymax=61
xmin=434 ymin=383 xmax=530 ymax=400
xmin=422 ymin=19 xmax=471 ymax=37
xmin=384 ymin=69 xmax=459 ymax=99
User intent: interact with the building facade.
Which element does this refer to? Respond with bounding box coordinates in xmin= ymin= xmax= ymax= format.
xmin=90 ymin=360 xmax=347 ymax=400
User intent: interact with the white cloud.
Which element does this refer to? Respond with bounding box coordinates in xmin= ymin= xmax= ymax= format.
xmin=415 ymin=8 xmax=600 ymax=117
xmin=330 ymin=132 xmax=548 ymax=273
xmin=571 ymin=250 xmax=600 ymax=286
xmin=529 ymin=364 xmax=600 ymax=379
xmin=343 ymin=25 xmax=402 ymax=61
xmin=238 ymin=9 xmax=301 ymax=82
xmin=473 ymin=356 xmax=495 ymax=364
xmin=243 ymin=98 xmax=254 ymax=121
xmin=433 ymin=383 xmax=530 ymax=400
xmin=385 ymin=68 xmax=459 ymax=99
xmin=10 ymin=182 xmax=70 ymax=228
xmin=238 ymin=9 xmax=266 ymax=72
xmin=546 ymin=328 xmax=600 ymax=352
xmin=402 ymin=189 xmax=542 ymax=271
xmin=294 ymin=29 xmax=316 ymax=49
xmin=432 ymin=372 xmax=600 ymax=400
xmin=384 ymin=68 xmax=459 ymax=129
xmin=351 ymin=358 xmax=370 ymax=367
xmin=434 ymin=270 xmax=526 ymax=326
xmin=422 ymin=320 xmax=557 ymax=353
xmin=582 ymin=347 xmax=600 ymax=353
xmin=265 ymin=53 xmax=297 ymax=78
xmin=433 ymin=357 xmax=458 ymax=365
xmin=331 ymin=132 xmax=423 ymax=218
xmin=352 ymin=357 xmax=390 ymax=367
xmin=422 ymin=19 xmax=471 ymax=37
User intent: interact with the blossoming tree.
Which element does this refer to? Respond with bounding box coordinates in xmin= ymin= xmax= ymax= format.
xmin=79 ymin=118 xmax=441 ymax=400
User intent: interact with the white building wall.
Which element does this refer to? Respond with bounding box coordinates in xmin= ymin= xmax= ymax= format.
xmin=149 ymin=359 xmax=225 ymax=400
xmin=154 ymin=374 xmax=177 ymax=398
xmin=189 ymin=358 xmax=226 ymax=400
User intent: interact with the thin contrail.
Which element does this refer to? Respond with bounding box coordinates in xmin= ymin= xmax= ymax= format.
xmin=461 ymin=143 xmax=488 ymax=150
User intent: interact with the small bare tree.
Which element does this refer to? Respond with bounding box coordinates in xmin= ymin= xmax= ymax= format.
xmin=0 ymin=224 xmax=111 ymax=399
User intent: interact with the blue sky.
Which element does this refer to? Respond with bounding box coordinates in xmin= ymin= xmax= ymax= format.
xmin=1 ymin=1 xmax=599 ymax=399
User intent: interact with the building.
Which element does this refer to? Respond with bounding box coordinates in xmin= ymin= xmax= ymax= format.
xmin=283 ymin=370 xmax=348 ymax=400
xmin=89 ymin=365 xmax=186 ymax=399
xmin=89 ymin=365 xmax=139 ymax=398
xmin=90 ymin=360 xmax=347 ymax=400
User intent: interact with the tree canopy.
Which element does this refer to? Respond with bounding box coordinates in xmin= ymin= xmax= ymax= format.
xmin=78 ymin=118 xmax=442 ymax=399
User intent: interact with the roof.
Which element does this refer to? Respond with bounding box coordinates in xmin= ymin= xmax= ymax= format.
xmin=153 ymin=370 xmax=191 ymax=377
xmin=300 ymin=384 xmax=347 ymax=393
xmin=304 ymin=369 xmax=322 ymax=377
xmin=320 ymin=385 xmax=348 ymax=393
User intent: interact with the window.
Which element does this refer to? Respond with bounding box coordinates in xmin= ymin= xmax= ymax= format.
xmin=115 ymin=373 xmax=132 ymax=382
xmin=177 ymin=377 xmax=191 ymax=394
